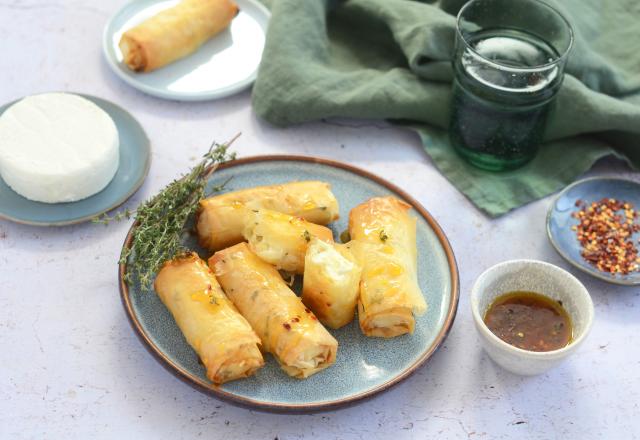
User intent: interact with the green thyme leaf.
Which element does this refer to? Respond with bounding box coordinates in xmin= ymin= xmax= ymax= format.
xmin=112 ymin=135 xmax=239 ymax=290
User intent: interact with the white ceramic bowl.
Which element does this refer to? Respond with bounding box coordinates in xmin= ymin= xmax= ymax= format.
xmin=471 ymin=260 xmax=594 ymax=375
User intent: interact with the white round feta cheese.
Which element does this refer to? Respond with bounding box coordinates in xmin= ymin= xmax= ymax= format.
xmin=0 ymin=92 xmax=120 ymax=203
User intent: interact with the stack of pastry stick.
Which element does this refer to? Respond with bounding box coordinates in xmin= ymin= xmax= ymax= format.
xmin=154 ymin=181 xmax=427 ymax=384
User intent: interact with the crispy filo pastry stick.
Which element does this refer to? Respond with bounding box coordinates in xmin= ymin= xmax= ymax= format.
xmin=301 ymin=238 xmax=362 ymax=329
xmin=196 ymin=181 xmax=339 ymax=251
xmin=242 ymin=209 xmax=334 ymax=274
xmin=119 ymin=0 xmax=238 ymax=72
xmin=209 ymin=243 xmax=338 ymax=379
xmin=154 ymin=253 xmax=264 ymax=384
xmin=349 ymin=197 xmax=427 ymax=338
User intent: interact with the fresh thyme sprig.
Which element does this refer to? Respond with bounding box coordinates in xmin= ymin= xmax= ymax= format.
xmin=96 ymin=135 xmax=239 ymax=290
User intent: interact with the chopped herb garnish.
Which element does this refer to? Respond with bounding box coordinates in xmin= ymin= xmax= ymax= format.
xmin=280 ymin=271 xmax=296 ymax=286
xmin=379 ymin=229 xmax=389 ymax=242
xmin=339 ymin=230 xmax=351 ymax=243
xmin=302 ymin=230 xmax=311 ymax=242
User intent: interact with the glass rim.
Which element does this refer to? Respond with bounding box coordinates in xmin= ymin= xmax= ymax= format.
xmin=455 ymin=0 xmax=574 ymax=73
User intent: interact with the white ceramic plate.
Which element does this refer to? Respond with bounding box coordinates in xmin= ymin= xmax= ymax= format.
xmin=103 ymin=0 xmax=269 ymax=101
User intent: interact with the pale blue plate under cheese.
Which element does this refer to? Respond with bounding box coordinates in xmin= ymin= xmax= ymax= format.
xmin=0 ymin=94 xmax=150 ymax=226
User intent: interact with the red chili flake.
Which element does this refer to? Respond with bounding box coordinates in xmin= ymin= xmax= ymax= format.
xmin=571 ymin=198 xmax=640 ymax=275
xmin=291 ymin=317 xmax=300 ymax=323
xmin=282 ymin=323 xmax=291 ymax=331
xmin=304 ymin=308 xmax=311 ymax=313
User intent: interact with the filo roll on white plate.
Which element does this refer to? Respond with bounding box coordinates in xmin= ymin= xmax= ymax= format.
xmin=119 ymin=0 xmax=239 ymax=72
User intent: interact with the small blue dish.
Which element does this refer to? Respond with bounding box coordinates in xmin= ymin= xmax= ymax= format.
xmin=120 ymin=156 xmax=460 ymax=412
xmin=0 ymin=94 xmax=151 ymax=226
xmin=547 ymin=176 xmax=640 ymax=286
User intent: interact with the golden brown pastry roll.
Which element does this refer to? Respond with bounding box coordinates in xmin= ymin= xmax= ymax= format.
xmin=301 ymin=238 xmax=362 ymax=329
xmin=119 ymin=0 xmax=238 ymax=73
xmin=349 ymin=197 xmax=427 ymax=338
xmin=242 ymin=209 xmax=334 ymax=274
xmin=154 ymin=253 xmax=264 ymax=384
xmin=209 ymin=243 xmax=338 ymax=379
xmin=196 ymin=181 xmax=340 ymax=251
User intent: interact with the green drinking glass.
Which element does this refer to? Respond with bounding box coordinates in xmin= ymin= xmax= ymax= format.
xmin=449 ymin=0 xmax=574 ymax=171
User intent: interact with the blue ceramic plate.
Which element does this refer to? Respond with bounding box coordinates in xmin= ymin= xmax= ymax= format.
xmin=547 ymin=176 xmax=640 ymax=286
xmin=120 ymin=156 xmax=460 ymax=412
xmin=0 ymin=94 xmax=150 ymax=226
xmin=103 ymin=0 xmax=269 ymax=101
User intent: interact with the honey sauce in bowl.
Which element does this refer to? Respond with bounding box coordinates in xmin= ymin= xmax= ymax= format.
xmin=484 ymin=291 xmax=572 ymax=352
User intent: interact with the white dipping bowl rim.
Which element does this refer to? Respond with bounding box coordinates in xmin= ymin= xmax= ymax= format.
xmin=471 ymin=259 xmax=594 ymax=360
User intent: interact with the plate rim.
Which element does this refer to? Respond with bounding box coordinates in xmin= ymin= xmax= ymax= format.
xmin=546 ymin=175 xmax=640 ymax=286
xmin=119 ymin=154 xmax=460 ymax=412
xmin=0 ymin=93 xmax=151 ymax=227
xmin=102 ymin=0 xmax=270 ymax=102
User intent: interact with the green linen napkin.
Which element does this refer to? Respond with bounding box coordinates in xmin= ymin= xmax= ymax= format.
xmin=252 ymin=0 xmax=640 ymax=216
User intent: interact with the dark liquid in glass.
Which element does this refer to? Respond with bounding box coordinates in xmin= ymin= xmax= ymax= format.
xmin=450 ymin=29 xmax=562 ymax=171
